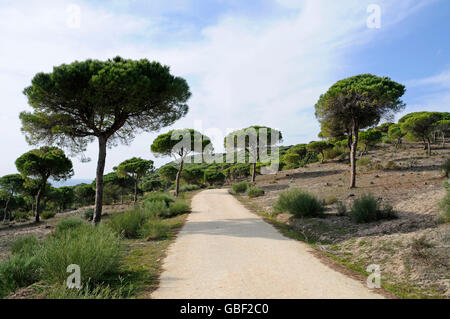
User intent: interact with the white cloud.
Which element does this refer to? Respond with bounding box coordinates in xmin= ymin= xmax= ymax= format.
xmin=0 ymin=0 xmax=437 ymax=179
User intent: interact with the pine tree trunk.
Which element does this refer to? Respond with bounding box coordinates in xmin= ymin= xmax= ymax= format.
xmin=35 ymin=182 xmax=46 ymax=223
xmin=93 ymin=136 xmax=107 ymax=224
xmin=443 ymin=133 xmax=446 ymax=149
xmin=350 ymin=122 xmax=359 ymax=189
xmin=3 ymin=198 xmax=10 ymax=223
xmin=175 ymin=159 xmax=184 ymax=197
xmin=133 ymin=179 xmax=138 ymax=202
xmin=427 ymin=137 xmax=431 ymax=156
xmin=251 ymin=162 xmax=256 ymax=182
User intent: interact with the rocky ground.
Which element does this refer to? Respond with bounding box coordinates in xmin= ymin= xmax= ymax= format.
xmin=245 ymin=142 xmax=449 ymax=298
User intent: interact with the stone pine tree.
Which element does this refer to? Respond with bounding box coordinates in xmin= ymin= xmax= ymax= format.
xmin=15 ymin=147 xmax=73 ymax=223
xmin=224 ymin=126 xmax=283 ymax=182
xmin=19 ymin=57 xmax=191 ymax=223
xmin=151 ymin=129 xmax=212 ymax=197
xmin=401 ymin=113 xmax=441 ymax=156
xmin=315 ymin=74 xmax=405 ymax=188
xmin=306 ymin=141 xmax=333 ymax=163
xmin=117 ymin=157 xmax=154 ymax=202
xmin=0 ymin=174 xmax=24 ymax=222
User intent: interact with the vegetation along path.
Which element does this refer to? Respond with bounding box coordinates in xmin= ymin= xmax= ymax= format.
xmin=152 ymin=189 xmax=384 ymax=299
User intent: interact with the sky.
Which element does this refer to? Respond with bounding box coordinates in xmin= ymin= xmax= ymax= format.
xmin=0 ymin=0 xmax=449 ymax=180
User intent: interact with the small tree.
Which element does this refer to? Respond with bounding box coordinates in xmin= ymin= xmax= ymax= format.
xmin=224 ymin=126 xmax=283 ymax=182
xmin=181 ymin=167 xmax=205 ymax=185
xmin=204 ymin=169 xmax=225 ymax=186
xmin=20 ymin=57 xmax=190 ymax=223
xmin=0 ymin=174 xmax=24 ymax=222
xmin=47 ymin=186 xmax=75 ymax=212
xmin=117 ymin=157 xmax=154 ymax=202
xmin=358 ymin=129 xmax=382 ymax=155
xmin=158 ymin=165 xmax=178 ymax=187
xmin=307 ymin=141 xmax=334 ymax=163
xmin=435 ymin=120 xmax=450 ymax=148
xmin=387 ymin=124 xmax=406 ymax=150
xmin=315 ymin=74 xmax=405 ymax=188
xmin=74 ymin=183 xmax=95 ymax=207
xmin=374 ymin=122 xmax=394 ymax=134
xmin=15 ymin=147 xmax=73 ymax=223
xmin=401 ymin=113 xmax=441 ymax=156
xmin=151 ymin=129 xmax=212 ymax=197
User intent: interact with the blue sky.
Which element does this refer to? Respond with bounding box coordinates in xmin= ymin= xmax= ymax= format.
xmin=0 ymin=0 xmax=449 ymax=179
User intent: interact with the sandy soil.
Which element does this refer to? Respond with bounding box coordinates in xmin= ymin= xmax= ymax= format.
xmin=151 ymin=189 xmax=384 ymax=299
xmin=244 ymin=142 xmax=450 ymax=298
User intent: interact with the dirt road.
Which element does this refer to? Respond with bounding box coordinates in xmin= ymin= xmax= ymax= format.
xmin=151 ymin=189 xmax=384 ymax=299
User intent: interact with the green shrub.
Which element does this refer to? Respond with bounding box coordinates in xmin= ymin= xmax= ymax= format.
xmin=41 ymin=211 xmax=56 ymax=220
xmin=84 ymin=208 xmax=94 ymax=221
xmin=56 ymin=218 xmax=85 ymax=233
xmin=232 ymin=181 xmax=250 ymax=194
xmin=179 ymin=184 xmax=200 ymax=192
xmin=442 ymin=158 xmax=450 ymax=178
xmin=39 ymin=224 xmax=121 ymax=284
xmin=139 ymin=219 xmax=170 ymax=240
xmin=0 ymin=255 xmax=41 ymax=298
xmin=107 ymin=209 xmax=148 ymax=238
xmin=274 ymin=189 xmax=325 ymax=218
xmin=385 ymin=161 xmax=398 ymax=170
xmin=356 ymin=158 xmax=371 ymax=167
xmin=143 ymin=193 xmax=174 ymax=207
xmin=325 ymin=196 xmax=338 ymax=205
xmin=44 ymin=283 xmax=124 ymax=299
xmin=438 ymin=191 xmax=450 ymax=223
xmin=13 ymin=211 xmax=31 ymax=222
xmin=167 ymin=201 xmax=191 ymax=217
xmin=10 ymin=236 xmax=40 ymax=258
xmin=350 ymin=194 xmax=397 ymax=223
xmin=247 ymin=186 xmax=264 ymax=198
xmin=142 ymin=200 xmax=169 ymax=219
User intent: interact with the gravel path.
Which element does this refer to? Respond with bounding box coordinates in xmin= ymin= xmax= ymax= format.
xmin=151 ymin=189 xmax=384 ymax=299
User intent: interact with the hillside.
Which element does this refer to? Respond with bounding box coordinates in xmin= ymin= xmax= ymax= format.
xmin=236 ymin=141 xmax=449 ymax=298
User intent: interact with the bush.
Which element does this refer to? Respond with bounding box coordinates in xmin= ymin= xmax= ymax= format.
xmin=232 ymin=181 xmax=250 ymax=194
xmin=385 ymin=161 xmax=398 ymax=170
xmin=142 ymin=200 xmax=169 ymax=219
xmin=41 ymin=211 xmax=56 ymax=220
xmin=442 ymin=158 xmax=450 ymax=178
xmin=204 ymin=169 xmax=225 ymax=185
xmin=39 ymin=224 xmax=121 ymax=284
xmin=143 ymin=193 xmax=174 ymax=207
xmin=84 ymin=208 xmax=94 ymax=221
xmin=13 ymin=211 xmax=31 ymax=222
xmin=247 ymin=186 xmax=264 ymax=198
xmin=107 ymin=209 xmax=148 ymax=238
xmin=10 ymin=236 xmax=40 ymax=258
xmin=325 ymin=196 xmax=338 ymax=205
xmin=44 ymin=283 xmax=125 ymax=299
xmin=0 ymin=255 xmax=41 ymax=298
xmin=139 ymin=219 xmax=170 ymax=240
xmin=356 ymin=158 xmax=371 ymax=167
xmin=56 ymin=218 xmax=85 ymax=233
xmin=350 ymin=194 xmax=397 ymax=223
xmin=438 ymin=191 xmax=450 ymax=223
xmin=167 ymin=201 xmax=191 ymax=217
xmin=274 ymin=189 xmax=325 ymax=218
xmin=179 ymin=184 xmax=200 ymax=192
